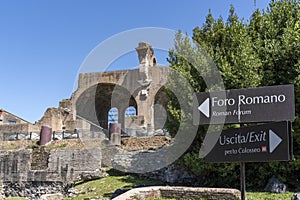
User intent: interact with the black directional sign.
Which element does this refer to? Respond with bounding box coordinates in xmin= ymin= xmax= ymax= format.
xmin=205 ymin=121 xmax=292 ymax=163
xmin=193 ymin=84 xmax=295 ymax=125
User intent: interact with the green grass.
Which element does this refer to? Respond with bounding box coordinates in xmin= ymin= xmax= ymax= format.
xmin=4 ymin=177 xmax=296 ymax=200
xmin=150 ymin=198 xmax=176 ymax=200
xmin=246 ymin=192 xmax=294 ymax=200
xmin=64 ymin=169 xmax=295 ymax=200
xmin=146 ymin=193 xmax=293 ymax=200
xmin=64 ymin=168 xmax=163 ymax=200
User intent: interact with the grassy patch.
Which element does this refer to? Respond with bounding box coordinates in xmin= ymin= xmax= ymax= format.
xmin=0 ymin=140 xmax=37 ymax=150
xmin=64 ymin=169 xmax=295 ymax=200
xmin=0 ymin=139 xmax=86 ymax=150
xmin=246 ymin=192 xmax=294 ymax=200
xmin=65 ymin=169 xmax=163 ymax=200
xmin=150 ymin=198 xmax=176 ymax=200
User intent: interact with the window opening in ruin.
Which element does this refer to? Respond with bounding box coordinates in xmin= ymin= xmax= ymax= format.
xmin=7 ymin=120 xmax=16 ymax=124
xmin=125 ymin=106 xmax=137 ymax=117
xmin=108 ymin=107 xmax=118 ymax=127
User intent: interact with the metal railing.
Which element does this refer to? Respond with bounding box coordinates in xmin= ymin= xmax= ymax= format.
xmin=52 ymin=129 xmax=79 ymax=140
xmin=3 ymin=132 xmax=39 ymax=141
xmin=2 ymin=129 xmax=80 ymax=141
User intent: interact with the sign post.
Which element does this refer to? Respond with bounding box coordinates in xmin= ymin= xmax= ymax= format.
xmin=240 ymin=161 xmax=246 ymax=200
xmin=193 ymin=85 xmax=295 ymax=200
xmin=240 ymin=124 xmax=246 ymax=200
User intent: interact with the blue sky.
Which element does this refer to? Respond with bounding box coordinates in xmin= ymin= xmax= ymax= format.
xmin=0 ymin=0 xmax=270 ymax=123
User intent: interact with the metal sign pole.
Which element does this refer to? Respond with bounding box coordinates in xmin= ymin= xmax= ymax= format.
xmin=240 ymin=161 xmax=246 ymax=200
xmin=240 ymin=123 xmax=246 ymax=200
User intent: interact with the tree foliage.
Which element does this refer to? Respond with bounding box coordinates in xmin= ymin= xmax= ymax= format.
xmin=166 ymin=0 xmax=300 ymax=190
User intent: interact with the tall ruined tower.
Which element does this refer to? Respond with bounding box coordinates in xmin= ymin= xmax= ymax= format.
xmin=135 ymin=42 xmax=157 ymax=84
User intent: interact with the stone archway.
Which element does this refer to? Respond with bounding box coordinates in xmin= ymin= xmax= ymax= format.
xmin=154 ymin=86 xmax=169 ymax=130
xmin=75 ymin=83 xmax=137 ymax=131
xmin=70 ymin=42 xmax=171 ymax=134
xmin=95 ymin=83 xmax=137 ymax=130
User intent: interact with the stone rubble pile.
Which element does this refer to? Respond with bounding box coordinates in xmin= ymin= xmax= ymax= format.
xmin=3 ymin=181 xmax=70 ymax=199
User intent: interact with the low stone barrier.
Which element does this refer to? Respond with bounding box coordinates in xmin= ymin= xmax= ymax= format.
xmin=112 ymin=186 xmax=241 ymax=200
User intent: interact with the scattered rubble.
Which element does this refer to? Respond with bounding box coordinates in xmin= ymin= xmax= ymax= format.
xmin=264 ymin=178 xmax=287 ymax=193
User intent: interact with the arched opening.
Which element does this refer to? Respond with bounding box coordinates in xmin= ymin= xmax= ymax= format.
xmin=75 ymin=83 xmax=138 ymax=131
xmin=124 ymin=103 xmax=144 ymax=136
xmin=125 ymin=106 xmax=137 ymax=117
xmin=108 ymin=107 xmax=118 ymax=128
xmin=95 ymin=83 xmax=137 ymax=130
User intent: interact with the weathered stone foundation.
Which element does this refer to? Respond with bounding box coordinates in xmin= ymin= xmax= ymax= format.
xmin=112 ymin=186 xmax=241 ymax=200
xmin=0 ymin=144 xmax=105 ymax=198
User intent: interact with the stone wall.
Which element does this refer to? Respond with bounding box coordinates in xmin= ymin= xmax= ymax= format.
xmin=0 ymin=124 xmax=39 ymax=140
xmin=103 ymin=137 xmax=177 ymax=173
xmin=101 ymin=144 xmax=121 ymax=167
xmin=0 ymin=149 xmax=31 ymax=183
xmin=0 ymin=109 xmax=39 ymax=141
xmin=111 ymin=145 xmax=173 ymax=173
xmin=77 ymin=70 xmax=129 ymax=92
xmin=0 ymin=110 xmax=29 ymax=125
xmin=48 ymin=148 xmax=102 ymax=182
xmin=72 ymin=60 xmax=170 ymax=132
xmin=0 ymin=147 xmax=104 ymax=198
xmin=0 ymin=124 xmax=30 ymax=134
xmin=0 ymin=147 xmax=102 ymax=183
xmin=113 ymin=186 xmax=241 ymax=200
xmin=36 ymin=108 xmax=64 ymax=132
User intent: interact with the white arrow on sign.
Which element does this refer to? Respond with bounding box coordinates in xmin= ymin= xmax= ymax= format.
xmin=198 ymin=98 xmax=210 ymax=118
xmin=269 ymin=129 xmax=282 ymax=153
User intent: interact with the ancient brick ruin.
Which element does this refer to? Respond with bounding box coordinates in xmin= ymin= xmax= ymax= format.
xmin=1 ymin=42 xmax=170 ymax=141
xmin=0 ymin=42 xmax=173 ymax=198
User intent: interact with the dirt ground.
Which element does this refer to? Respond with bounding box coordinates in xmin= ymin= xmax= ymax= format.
xmin=0 ymin=136 xmax=172 ymax=151
xmin=121 ymin=136 xmax=172 ymax=151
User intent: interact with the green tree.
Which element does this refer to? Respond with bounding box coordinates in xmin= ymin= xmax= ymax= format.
xmin=166 ymin=0 xmax=300 ymax=190
xmin=166 ymin=6 xmax=262 ymax=188
xmin=193 ymin=6 xmax=262 ymax=89
xmin=246 ymin=0 xmax=300 ymax=190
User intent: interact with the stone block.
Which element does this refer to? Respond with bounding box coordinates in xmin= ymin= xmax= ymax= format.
xmin=264 ymin=178 xmax=287 ymax=193
xmin=292 ymin=193 xmax=300 ymax=200
xmin=40 ymin=193 xmax=64 ymax=200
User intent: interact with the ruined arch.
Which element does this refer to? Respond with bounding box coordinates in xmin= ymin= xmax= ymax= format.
xmin=75 ymin=83 xmax=137 ymax=131
xmin=95 ymin=83 xmax=137 ymax=129
xmin=154 ymin=86 xmax=169 ymax=130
